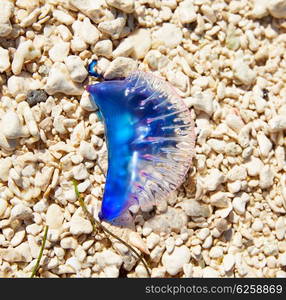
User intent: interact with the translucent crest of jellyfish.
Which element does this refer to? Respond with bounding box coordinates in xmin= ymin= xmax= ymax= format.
xmin=87 ymin=71 xmax=196 ymax=227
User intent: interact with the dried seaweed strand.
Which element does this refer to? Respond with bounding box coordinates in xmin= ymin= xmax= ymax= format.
xmin=95 ymin=159 xmax=106 ymax=178
xmin=30 ymin=225 xmax=49 ymax=278
xmin=72 ymin=180 xmax=151 ymax=277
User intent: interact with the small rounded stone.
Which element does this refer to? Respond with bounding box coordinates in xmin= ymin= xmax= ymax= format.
xmin=26 ymin=89 xmax=48 ymax=107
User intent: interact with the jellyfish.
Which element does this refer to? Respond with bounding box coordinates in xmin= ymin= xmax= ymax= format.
xmin=87 ymin=70 xmax=195 ymax=226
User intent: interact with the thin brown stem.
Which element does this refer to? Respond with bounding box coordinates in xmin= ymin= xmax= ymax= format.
xmin=95 ymin=159 xmax=106 ymax=178
xmin=72 ymin=180 xmax=151 ymax=277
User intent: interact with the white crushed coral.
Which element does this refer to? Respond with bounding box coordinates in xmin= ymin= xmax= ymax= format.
xmin=103 ymin=57 xmax=138 ymax=79
xmin=0 ymin=47 xmax=10 ymax=73
xmin=45 ymin=62 xmax=84 ymax=95
xmin=11 ymin=40 xmax=41 ymax=75
xmin=0 ymin=0 xmax=14 ymax=37
xmin=0 ymin=0 xmax=285 ymax=279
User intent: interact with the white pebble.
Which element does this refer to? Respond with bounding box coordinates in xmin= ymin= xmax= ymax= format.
xmin=112 ymin=38 xmax=134 ymax=58
xmin=166 ymin=70 xmax=190 ymax=93
xmin=95 ymin=249 xmax=123 ymax=269
xmin=210 ymin=192 xmax=230 ymax=208
xmin=64 ymin=188 xmax=77 ymax=203
xmin=69 ymin=0 xmax=107 ymax=23
xmin=10 ymin=228 xmax=25 ymax=247
xmin=227 ymin=181 xmax=241 ymax=194
xmin=0 ymin=158 xmax=12 ymax=182
xmin=7 ymin=75 xmax=42 ymax=97
xmin=75 ymin=246 xmax=87 ymax=262
xmin=77 ymin=180 xmax=91 ymax=193
xmin=20 ymin=8 xmax=40 ymax=28
xmin=153 ymin=23 xmax=182 ymax=49
xmin=128 ymin=231 xmax=149 ymax=255
xmin=197 ymin=228 xmax=210 ymax=240
xmin=223 ymin=254 xmax=235 ymax=272
xmin=106 ymin=0 xmax=134 ymax=13
xmin=135 ymin=264 xmax=148 ymax=277
xmin=207 ymin=139 xmax=226 ymax=153
xmin=227 ymin=165 xmax=247 ymax=181
xmin=65 ymin=257 xmax=81 ymax=272
xmin=80 ymin=90 xmax=98 ymax=112
xmin=255 ymin=96 xmax=267 ymax=113
xmin=0 ymin=242 xmax=32 ymax=262
xmin=162 ymin=246 xmax=191 ymax=276
xmin=233 ymin=193 xmax=249 ymax=215
xmin=165 ymin=236 xmax=175 ymax=254
xmin=257 ymin=132 xmax=272 ymax=157
xmin=93 ymin=40 xmax=113 ymax=59
xmin=181 ymin=200 xmax=210 ymax=218
xmin=60 ymin=237 xmax=78 ymax=249
xmin=209 ymin=246 xmax=223 ymax=259
xmin=267 ymin=0 xmax=286 ymax=18
xmin=18 ymin=101 xmax=39 ymax=137
xmin=26 ymin=224 xmax=42 ymax=236
xmin=275 ymin=217 xmax=285 ymax=240
xmin=145 ymin=50 xmax=169 ymax=70
xmin=72 ymin=164 xmax=89 ymax=180
xmin=71 ymin=36 xmax=87 ymax=52
xmin=252 ymin=0 xmax=268 ymax=18
xmin=48 ymin=41 xmax=70 ymax=63
xmin=269 ymin=115 xmax=286 ymax=132
xmin=69 ymin=215 xmax=93 ymax=235
xmin=117 ymin=28 xmax=151 ymax=59
xmin=0 ymin=111 xmax=28 ymax=139
xmin=80 ymin=18 xmax=100 ymax=45
xmin=0 ymin=0 xmax=14 ymax=37
xmin=53 ymin=9 xmax=75 ymax=25
xmin=57 ymin=25 xmax=73 ymax=42
xmin=259 ymin=165 xmax=274 ymax=189
xmin=12 ymin=40 xmax=40 ymax=75
xmin=47 ymin=229 xmax=60 ymax=243
xmin=233 ymin=59 xmax=256 ymax=85
xmin=11 ymin=204 xmax=33 ymax=220
xmin=225 ymin=113 xmax=244 ymax=133
xmin=252 ymin=219 xmax=264 ymax=232
xmin=0 ymin=199 xmax=8 ymax=218
xmin=0 ymin=46 xmax=10 ymax=72
xmin=183 ymin=263 xmax=193 ymax=278
xmin=45 ymin=257 xmax=59 ymax=270
xmin=275 ymin=146 xmax=285 ymax=171
xmin=79 ymin=141 xmax=97 ymax=160
xmin=185 ymin=92 xmax=214 ymax=116
xmin=224 ymin=142 xmax=242 ymax=156
xmin=245 ymin=157 xmax=264 ymax=176
xmin=146 ymin=233 xmax=160 ymax=250
xmin=98 ymin=18 xmax=126 ymax=40
xmin=176 ymin=0 xmax=197 ymax=24
xmin=45 ymin=62 xmax=83 ymax=95
xmin=204 ymin=169 xmax=225 ymax=191
xmin=278 ymin=253 xmax=286 ymax=267
xmin=104 ymin=57 xmax=137 ymax=80
xmin=46 ymin=204 xmax=64 ymax=229
xmin=202 ymin=266 xmax=219 ymax=277
xmin=191 ymin=245 xmax=201 ymax=256
xmin=276 ymin=271 xmax=286 ymax=278
xmin=70 ymin=122 xmax=86 ymax=145
xmin=263 ymin=243 xmax=279 ymax=256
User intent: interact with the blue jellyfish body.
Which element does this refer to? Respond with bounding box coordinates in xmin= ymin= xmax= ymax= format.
xmin=87 ymin=71 xmax=195 ymax=225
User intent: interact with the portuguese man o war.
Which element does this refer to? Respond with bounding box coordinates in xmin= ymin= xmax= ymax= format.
xmin=87 ymin=70 xmax=196 ymax=226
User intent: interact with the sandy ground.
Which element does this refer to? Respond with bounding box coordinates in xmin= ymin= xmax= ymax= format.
xmin=0 ymin=0 xmax=286 ymax=278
